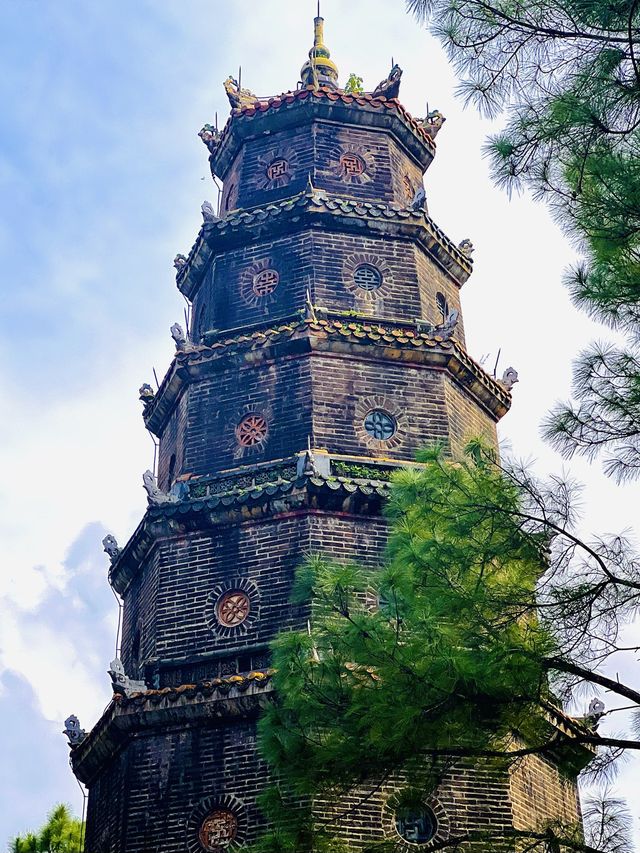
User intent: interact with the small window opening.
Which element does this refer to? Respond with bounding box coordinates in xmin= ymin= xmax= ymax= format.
xmin=224 ymin=184 xmax=236 ymax=211
xmin=131 ymin=629 xmax=141 ymax=675
xmin=436 ymin=291 xmax=449 ymax=323
xmin=167 ymin=453 xmax=176 ymax=490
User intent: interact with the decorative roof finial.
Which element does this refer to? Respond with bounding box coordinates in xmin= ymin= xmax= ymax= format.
xmin=300 ymin=11 xmax=339 ymax=90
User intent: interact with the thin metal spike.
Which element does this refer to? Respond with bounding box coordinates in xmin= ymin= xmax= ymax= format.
xmin=492 ymin=348 xmax=501 ymax=378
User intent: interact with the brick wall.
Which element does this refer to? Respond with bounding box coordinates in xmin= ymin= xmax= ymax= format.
xmin=509 ymin=750 xmax=582 ymax=835
xmin=119 ymin=512 xmax=389 ymax=685
xmin=414 ymin=244 xmax=466 ymax=347
xmin=312 ymin=760 xmax=524 ymax=852
xmin=311 ymin=354 xmax=450 ymax=459
xmin=443 ymin=375 xmax=498 ymax=456
xmin=190 ymin=229 xmax=463 ymax=342
xmin=121 ymin=545 xmax=161 ymax=678
xmin=86 ymin=90 xmax=575 ymax=853
xmin=83 ymin=720 xmax=266 ymax=853
xmin=155 ymin=351 xmax=498 ymax=485
xmin=222 ymin=120 xmax=425 ymax=213
xmin=157 ymin=391 xmax=188 ymax=492
xmin=235 ymin=124 xmax=314 ymax=210
xmin=180 ymin=356 xmax=312 ymax=476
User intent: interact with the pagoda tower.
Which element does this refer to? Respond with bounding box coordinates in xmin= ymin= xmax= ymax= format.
xmin=68 ymin=17 xmax=592 ymax=853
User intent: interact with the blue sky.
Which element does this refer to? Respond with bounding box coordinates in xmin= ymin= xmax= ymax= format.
xmin=1 ymin=0 xmax=638 ymax=846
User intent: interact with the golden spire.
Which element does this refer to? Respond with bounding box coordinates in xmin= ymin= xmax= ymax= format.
xmin=300 ymin=12 xmax=339 ymax=89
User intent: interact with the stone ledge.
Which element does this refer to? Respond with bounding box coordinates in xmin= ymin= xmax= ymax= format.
xmin=142 ymin=313 xmax=510 ymax=437
xmin=70 ymin=671 xmax=274 ymax=785
xmin=175 ymin=186 xmax=472 ymax=300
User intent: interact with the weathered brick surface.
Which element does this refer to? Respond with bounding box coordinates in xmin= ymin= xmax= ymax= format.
xmin=119 ymin=512 xmax=389 ymax=687
xmin=83 ymin=720 xmax=266 ymax=853
xmin=443 ymin=374 xmax=498 ymax=456
xmin=155 ymin=352 xmax=497 ymax=483
xmin=510 ymin=751 xmax=582 ymax=834
xmin=221 ymin=120 xmax=424 ymax=213
xmin=191 ymin=230 xmax=465 ymax=344
xmin=318 ymin=762 xmax=517 ymax=852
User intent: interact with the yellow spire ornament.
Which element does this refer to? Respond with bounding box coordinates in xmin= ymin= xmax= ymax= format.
xmin=300 ymin=13 xmax=339 ymax=90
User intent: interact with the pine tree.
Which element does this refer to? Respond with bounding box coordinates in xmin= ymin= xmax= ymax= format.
xmin=8 ymin=805 xmax=83 ymax=853
xmin=405 ymin=0 xmax=640 ymax=481
xmin=254 ymin=444 xmax=639 ymax=852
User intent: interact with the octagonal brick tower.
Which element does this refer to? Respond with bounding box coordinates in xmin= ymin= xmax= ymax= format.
xmin=70 ymin=17 xmax=592 ymax=853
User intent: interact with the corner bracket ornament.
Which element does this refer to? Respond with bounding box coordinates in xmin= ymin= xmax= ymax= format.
xmin=102 ymin=534 xmax=121 ymax=564
xmin=143 ymin=470 xmax=172 ymax=505
xmin=63 ymin=714 xmax=86 ymax=748
xmin=173 ymin=253 xmax=188 ymax=275
xmin=142 ymin=470 xmax=190 ymax=505
xmin=411 ymin=185 xmax=427 ymax=213
xmin=419 ymin=109 xmax=447 ymax=140
xmin=108 ymin=658 xmax=147 ymax=698
xmin=500 ymin=366 xmax=519 ymax=391
xmin=170 ymin=322 xmax=195 ymax=352
xmin=371 ymin=63 xmax=403 ymax=100
xmin=198 ymin=124 xmax=220 ymax=153
xmin=587 ymin=697 xmax=605 ymax=728
xmin=415 ymin=308 xmax=459 ymax=341
xmin=139 ymin=383 xmax=155 ymax=404
xmin=458 ymin=238 xmax=474 ymax=258
xmin=296 ymin=448 xmax=331 ymax=478
xmin=223 ymin=76 xmax=258 ymax=109
xmin=201 ymin=200 xmax=219 ymax=224
xmin=438 ymin=308 xmax=459 ymax=339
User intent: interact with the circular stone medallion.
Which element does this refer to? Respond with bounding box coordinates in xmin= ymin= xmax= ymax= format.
xmin=364 ymin=409 xmax=396 ymax=441
xmin=266 ymin=158 xmax=289 ymax=181
xmin=353 ymin=263 xmax=383 ymax=291
xmin=217 ymin=591 xmax=251 ymax=628
xmin=199 ymin=809 xmax=238 ymax=852
xmin=236 ymin=414 xmax=268 ymax=447
xmin=340 ymin=152 xmax=365 ymax=176
xmin=252 ymin=268 xmax=279 ymax=297
xmin=395 ymin=806 xmax=438 ymax=844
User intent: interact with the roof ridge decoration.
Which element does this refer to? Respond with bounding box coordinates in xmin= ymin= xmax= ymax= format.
xmin=203 ymin=86 xmax=437 ymax=163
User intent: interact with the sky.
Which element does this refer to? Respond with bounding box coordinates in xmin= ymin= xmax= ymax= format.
xmin=0 ymin=0 xmax=638 ymax=846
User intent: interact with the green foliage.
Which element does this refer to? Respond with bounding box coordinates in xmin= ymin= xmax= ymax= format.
xmin=9 ymin=805 xmax=83 ymax=853
xmin=254 ymin=443 xmax=562 ymax=851
xmin=331 ymin=461 xmax=393 ymax=481
xmin=252 ymin=440 xmax=640 ymax=850
xmin=405 ymin=0 xmax=640 ymax=479
xmin=344 ymin=73 xmax=365 ymax=95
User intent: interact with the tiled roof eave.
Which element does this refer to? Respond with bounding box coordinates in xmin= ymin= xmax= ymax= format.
xmin=208 ymin=87 xmax=436 ymax=180
xmin=143 ymin=317 xmax=510 ymax=437
xmin=108 ymin=473 xmax=391 ymax=595
xmin=70 ymin=673 xmax=274 ymax=784
xmin=176 ymin=191 xmax=473 ymax=299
